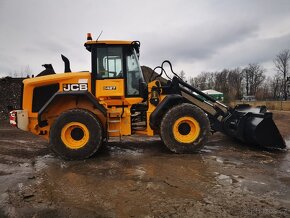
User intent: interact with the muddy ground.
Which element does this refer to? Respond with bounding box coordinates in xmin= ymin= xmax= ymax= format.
xmin=0 ymin=111 xmax=289 ymax=217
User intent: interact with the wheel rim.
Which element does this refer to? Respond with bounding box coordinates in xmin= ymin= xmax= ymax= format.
xmin=173 ymin=117 xmax=200 ymax=143
xmin=61 ymin=122 xmax=90 ymax=149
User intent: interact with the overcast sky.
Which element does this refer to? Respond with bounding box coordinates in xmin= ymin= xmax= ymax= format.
xmin=1 ymin=0 xmax=290 ymax=78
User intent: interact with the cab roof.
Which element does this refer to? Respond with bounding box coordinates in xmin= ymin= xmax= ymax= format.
xmin=84 ymin=40 xmax=134 ymax=46
xmin=84 ymin=40 xmax=140 ymax=53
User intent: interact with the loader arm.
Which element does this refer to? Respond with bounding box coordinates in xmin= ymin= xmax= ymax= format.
xmin=162 ymin=76 xmax=286 ymax=149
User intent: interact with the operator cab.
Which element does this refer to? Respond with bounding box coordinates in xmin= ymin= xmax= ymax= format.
xmin=84 ymin=37 xmax=145 ymax=98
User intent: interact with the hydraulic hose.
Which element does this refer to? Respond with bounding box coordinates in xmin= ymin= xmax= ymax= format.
xmin=149 ymin=60 xmax=183 ymax=82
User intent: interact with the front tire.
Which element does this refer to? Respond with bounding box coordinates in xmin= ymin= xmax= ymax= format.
xmin=160 ymin=103 xmax=210 ymax=153
xmin=50 ymin=109 xmax=103 ymax=160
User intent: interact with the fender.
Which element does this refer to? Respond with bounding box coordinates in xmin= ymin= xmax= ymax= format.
xmin=38 ymin=91 xmax=106 ymax=127
xmin=149 ymin=94 xmax=185 ymax=130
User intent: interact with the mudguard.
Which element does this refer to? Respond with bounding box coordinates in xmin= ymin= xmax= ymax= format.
xmin=38 ymin=91 xmax=106 ymax=127
xmin=149 ymin=94 xmax=184 ymax=130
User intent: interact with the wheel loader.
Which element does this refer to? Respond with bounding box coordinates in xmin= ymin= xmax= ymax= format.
xmin=9 ymin=33 xmax=286 ymax=160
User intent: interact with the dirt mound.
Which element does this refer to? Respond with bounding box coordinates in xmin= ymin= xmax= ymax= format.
xmin=141 ymin=66 xmax=168 ymax=85
xmin=0 ymin=77 xmax=24 ymax=120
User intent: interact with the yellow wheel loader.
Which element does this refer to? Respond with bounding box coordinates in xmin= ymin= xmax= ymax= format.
xmin=9 ymin=34 xmax=286 ymax=160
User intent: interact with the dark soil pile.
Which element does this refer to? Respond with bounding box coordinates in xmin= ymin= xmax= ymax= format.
xmin=0 ymin=77 xmax=24 ymax=120
xmin=141 ymin=66 xmax=168 ymax=85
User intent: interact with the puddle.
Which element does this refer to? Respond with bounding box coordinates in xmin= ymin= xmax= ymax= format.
xmin=215 ymin=157 xmax=224 ymax=163
xmin=0 ymin=139 xmax=31 ymax=144
xmin=216 ymin=174 xmax=233 ymax=186
xmin=107 ymin=146 xmax=144 ymax=156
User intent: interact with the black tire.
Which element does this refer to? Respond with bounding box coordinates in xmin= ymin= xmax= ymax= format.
xmin=160 ymin=103 xmax=210 ymax=153
xmin=49 ymin=109 xmax=103 ymax=160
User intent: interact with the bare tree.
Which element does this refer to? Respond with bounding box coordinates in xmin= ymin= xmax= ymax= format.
xmin=23 ymin=65 xmax=32 ymax=78
xmin=242 ymin=63 xmax=265 ymax=97
xmin=269 ymin=73 xmax=283 ymax=100
xmin=274 ymin=49 xmax=290 ymax=100
xmin=5 ymin=66 xmax=33 ymax=78
xmin=178 ymin=70 xmax=186 ymax=81
xmin=215 ymin=69 xmax=229 ymax=93
xmin=189 ymin=73 xmax=209 ymax=90
xmin=206 ymin=72 xmax=216 ymax=89
xmin=189 ymin=64 xmax=268 ymax=102
xmin=227 ymin=68 xmax=243 ymax=100
xmin=212 ymin=69 xmax=243 ymax=101
xmin=256 ymin=78 xmax=272 ymax=100
xmin=190 ymin=73 xmax=207 ymax=90
xmin=242 ymin=67 xmax=251 ymax=96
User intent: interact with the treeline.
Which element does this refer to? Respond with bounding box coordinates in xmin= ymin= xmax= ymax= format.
xmin=181 ymin=49 xmax=290 ymax=102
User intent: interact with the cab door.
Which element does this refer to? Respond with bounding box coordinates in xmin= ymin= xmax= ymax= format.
xmin=94 ymin=46 xmax=125 ymax=98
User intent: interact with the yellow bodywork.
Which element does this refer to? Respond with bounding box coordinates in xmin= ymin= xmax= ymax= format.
xmin=23 ymin=72 xmax=91 ymax=115
xmin=20 ymin=38 xmax=171 ymax=144
xmin=23 ymin=72 xmax=94 ymax=139
xmin=22 ymin=72 xmax=159 ymax=141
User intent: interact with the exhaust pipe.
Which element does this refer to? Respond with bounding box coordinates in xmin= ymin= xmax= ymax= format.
xmin=61 ymin=54 xmax=71 ymax=72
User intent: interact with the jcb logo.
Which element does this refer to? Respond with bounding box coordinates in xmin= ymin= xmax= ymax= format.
xmin=63 ymin=83 xmax=88 ymax=91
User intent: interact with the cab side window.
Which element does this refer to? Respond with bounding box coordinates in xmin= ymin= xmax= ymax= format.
xmin=126 ymin=48 xmax=144 ymax=96
xmin=97 ymin=47 xmax=123 ymax=78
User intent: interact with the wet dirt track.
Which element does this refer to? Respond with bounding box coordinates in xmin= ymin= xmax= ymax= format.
xmin=0 ymin=111 xmax=290 ymax=217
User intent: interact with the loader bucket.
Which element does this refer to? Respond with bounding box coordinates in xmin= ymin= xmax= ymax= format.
xmin=223 ymin=104 xmax=286 ymax=149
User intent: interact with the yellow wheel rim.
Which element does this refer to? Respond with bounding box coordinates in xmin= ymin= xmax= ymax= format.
xmin=61 ymin=122 xmax=89 ymax=149
xmin=173 ymin=116 xmax=200 ymax=143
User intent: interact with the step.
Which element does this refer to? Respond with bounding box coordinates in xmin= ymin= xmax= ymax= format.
xmin=107 ymin=129 xmax=120 ymax=133
xmin=108 ymin=116 xmax=121 ymax=119
xmin=108 ymin=112 xmax=121 ymax=115
xmin=108 ymin=120 xmax=121 ymax=123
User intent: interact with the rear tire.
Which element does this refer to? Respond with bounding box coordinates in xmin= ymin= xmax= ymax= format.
xmin=160 ymin=103 xmax=210 ymax=153
xmin=50 ymin=109 xmax=103 ymax=160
